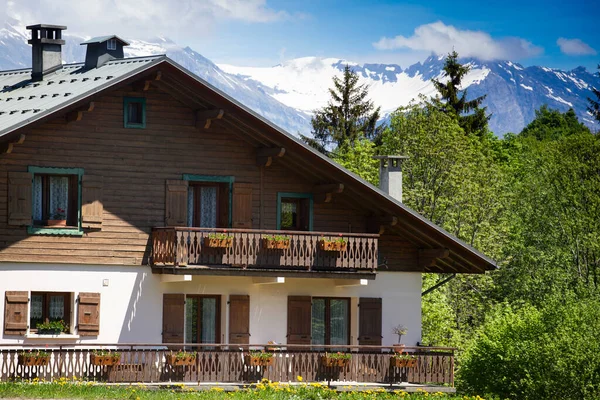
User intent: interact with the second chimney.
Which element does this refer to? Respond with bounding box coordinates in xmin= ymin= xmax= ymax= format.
xmin=26 ymin=24 xmax=67 ymax=81
xmin=373 ymin=155 xmax=408 ymax=203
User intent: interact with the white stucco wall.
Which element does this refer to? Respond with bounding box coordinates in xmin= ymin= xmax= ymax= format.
xmin=0 ymin=264 xmax=421 ymax=346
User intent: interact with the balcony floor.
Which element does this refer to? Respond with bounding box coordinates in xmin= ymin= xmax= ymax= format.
xmin=151 ymin=265 xmax=377 ymax=280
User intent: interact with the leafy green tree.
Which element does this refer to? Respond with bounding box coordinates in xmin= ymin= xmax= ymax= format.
xmin=302 ymin=65 xmax=382 ymax=154
xmin=588 ymin=64 xmax=600 ymax=122
xmin=431 ymin=51 xmax=490 ymax=136
xmin=331 ymin=136 xmax=379 ymax=186
xmin=458 ymin=298 xmax=600 ymax=400
xmin=520 ymin=105 xmax=590 ymax=140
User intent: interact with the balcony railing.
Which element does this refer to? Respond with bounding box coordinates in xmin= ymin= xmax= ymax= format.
xmin=152 ymin=228 xmax=379 ymax=271
xmin=0 ymin=343 xmax=454 ymax=386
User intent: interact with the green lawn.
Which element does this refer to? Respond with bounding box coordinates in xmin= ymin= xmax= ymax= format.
xmin=0 ymin=379 xmax=487 ymax=400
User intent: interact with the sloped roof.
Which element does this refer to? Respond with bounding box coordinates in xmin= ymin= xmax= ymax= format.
xmin=0 ymin=55 xmax=164 ymax=137
xmin=0 ymin=55 xmax=497 ymax=273
xmin=80 ymin=35 xmax=130 ymax=46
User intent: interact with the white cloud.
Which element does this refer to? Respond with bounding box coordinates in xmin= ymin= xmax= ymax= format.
xmin=557 ymin=38 xmax=597 ymax=56
xmin=1 ymin=0 xmax=290 ymax=39
xmin=373 ymin=21 xmax=543 ymax=60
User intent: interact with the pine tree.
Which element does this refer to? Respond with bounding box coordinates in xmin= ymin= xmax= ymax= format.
xmin=431 ymin=51 xmax=490 ymax=136
xmin=588 ymin=64 xmax=600 ymax=123
xmin=302 ymin=65 xmax=382 ymax=154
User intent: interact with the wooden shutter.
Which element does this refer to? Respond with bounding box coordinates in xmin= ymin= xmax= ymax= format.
xmin=232 ymin=182 xmax=252 ymax=229
xmin=229 ymin=295 xmax=250 ymax=344
xmin=4 ymin=291 xmax=28 ymax=336
xmin=358 ymin=297 xmax=382 ymax=346
xmin=165 ymin=180 xmax=188 ymax=226
xmin=81 ymin=175 xmax=103 ymax=229
xmin=78 ymin=292 xmax=100 ymax=336
xmin=7 ymin=172 xmax=32 ymax=226
xmin=162 ymin=293 xmax=185 ymax=343
xmin=287 ymin=296 xmax=312 ymax=345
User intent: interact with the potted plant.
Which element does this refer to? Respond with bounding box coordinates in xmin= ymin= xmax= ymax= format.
xmin=204 ymin=232 xmax=233 ymax=248
xmin=391 ymin=352 xmax=417 ymax=368
xmin=90 ymin=349 xmax=121 ymax=366
xmin=18 ymin=350 xmax=50 ymax=366
xmin=263 ymin=235 xmax=291 ymax=250
xmin=36 ymin=320 xmax=68 ymax=335
xmin=165 ymin=350 xmax=197 ymax=366
xmin=319 ymin=236 xmax=348 ymax=252
xmin=244 ymin=350 xmax=274 ymax=366
xmin=321 ymin=352 xmax=351 ymax=367
xmin=392 ymin=325 xmax=407 ymax=352
xmin=47 ymin=207 xmax=67 ymax=227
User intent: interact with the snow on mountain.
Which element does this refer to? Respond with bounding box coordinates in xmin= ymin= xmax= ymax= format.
xmin=2 ymin=17 xmax=598 ymax=136
xmin=221 ymin=56 xmax=600 ymax=135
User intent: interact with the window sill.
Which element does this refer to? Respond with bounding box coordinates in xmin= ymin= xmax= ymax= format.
xmin=124 ymin=122 xmax=145 ymax=129
xmin=25 ymin=333 xmax=80 ymax=339
xmin=27 ymin=226 xmax=84 ymax=236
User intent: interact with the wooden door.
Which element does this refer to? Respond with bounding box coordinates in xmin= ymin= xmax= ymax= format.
xmin=162 ymin=293 xmax=185 ymax=343
xmin=229 ymin=295 xmax=250 ymax=344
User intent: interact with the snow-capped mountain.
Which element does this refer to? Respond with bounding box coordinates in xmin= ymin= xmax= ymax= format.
xmin=0 ymin=20 xmax=311 ymax=136
xmin=220 ymin=56 xmax=600 ymax=135
xmin=2 ymin=18 xmax=598 ymax=136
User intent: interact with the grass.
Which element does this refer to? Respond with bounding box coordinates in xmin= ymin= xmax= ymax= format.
xmin=0 ymin=378 xmax=487 ymax=400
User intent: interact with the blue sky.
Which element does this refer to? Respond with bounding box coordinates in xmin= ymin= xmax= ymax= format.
xmin=4 ymin=0 xmax=599 ymax=70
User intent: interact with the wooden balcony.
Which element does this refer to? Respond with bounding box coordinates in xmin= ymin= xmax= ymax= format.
xmin=0 ymin=343 xmax=455 ymax=387
xmin=151 ymin=227 xmax=379 ymax=272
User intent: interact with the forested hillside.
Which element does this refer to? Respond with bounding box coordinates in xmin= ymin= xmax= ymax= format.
xmin=313 ymin=53 xmax=600 ymax=399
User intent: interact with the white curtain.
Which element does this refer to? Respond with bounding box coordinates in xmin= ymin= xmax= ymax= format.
xmin=33 ymin=176 xmax=43 ymax=220
xmin=49 ymin=295 xmax=65 ymax=320
xmin=49 ymin=176 xmax=69 ymax=219
xmin=200 ymin=187 xmax=217 ymax=228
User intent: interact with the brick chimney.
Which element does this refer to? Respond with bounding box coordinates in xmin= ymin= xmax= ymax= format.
xmin=373 ymin=155 xmax=408 ymax=202
xmin=26 ymin=24 xmax=67 ymax=81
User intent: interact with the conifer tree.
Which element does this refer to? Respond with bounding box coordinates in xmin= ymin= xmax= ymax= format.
xmin=588 ymin=64 xmax=600 ymax=123
xmin=302 ymin=65 xmax=382 ymax=154
xmin=431 ymin=51 xmax=490 ymax=136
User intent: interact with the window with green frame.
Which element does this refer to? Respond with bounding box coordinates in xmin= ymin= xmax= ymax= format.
xmin=123 ymin=97 xmax=146 ymax=128
xmin=277 ymin=192 xmax=313 ymax=231
xmin=27 ymin=166 xmax=84 ymax=235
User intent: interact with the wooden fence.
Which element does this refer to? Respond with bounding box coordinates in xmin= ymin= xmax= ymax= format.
xmin=0 ymin=344 xmax=453 ymax=385
xmin=152 ymin=228 xmax=379 ymax=271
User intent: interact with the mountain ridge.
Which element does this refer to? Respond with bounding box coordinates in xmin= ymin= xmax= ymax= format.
xmin=1 ymin=19 xmax=598 ymax=136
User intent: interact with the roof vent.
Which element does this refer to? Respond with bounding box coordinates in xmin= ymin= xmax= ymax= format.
xmin=80 ymin=35 xmax=130 ymax=69
xmin=26 ymin=24 xmax=67 ymax=81
xmin=373 ymin=155 xmax=408 ymax=203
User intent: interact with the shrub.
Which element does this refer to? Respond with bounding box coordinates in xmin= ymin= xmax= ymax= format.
xmin=457 ymin=297 xmax=600 ymax=399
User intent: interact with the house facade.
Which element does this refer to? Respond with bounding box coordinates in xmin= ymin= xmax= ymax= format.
xmin=0 ymin=25 xmax=494 ymax=356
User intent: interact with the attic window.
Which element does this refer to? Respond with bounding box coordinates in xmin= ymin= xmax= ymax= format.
xmin=107 ymin=39 xmax=117 ymax=51
xmin=123 ymin=97 xmax=146 ymax=128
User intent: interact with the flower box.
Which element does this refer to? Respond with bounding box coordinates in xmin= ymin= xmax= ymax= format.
xmin=37 ymin=328 xmax=62 ymax=335
xmin=319 ymin=239 xmax=347 ymax=252
xmin=391 ymin=356 xmax=417 ymax=368
xmin=263 ymin=239 xmax=290 ymax=250
xmin=321 ymin=356 xmax=350 ymax=367
xmin=204 ymin=237 xmax=233 ymax=248
xmin=165 ymin=354 xmax=196 ymax=366
xmin=244 ymin=355 xmax=274 ymax=367
xmin=18 ymin=354 xmax=50 ymax=367
xmin=46 ymin=219 xmax=67 ymax=227
xmin=90 ymin=354 xmax=120 ymax=366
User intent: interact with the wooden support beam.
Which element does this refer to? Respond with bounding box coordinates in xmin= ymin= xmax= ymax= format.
xmin=132 ymin=71 xmax=162 ymax=91
xmin=0 ymin=134 xmax=26 ymax=154
xmin=256 ymin=147 xmax=285 ymax=167
xmin=161 ymin=274 xmax=192 ymax=283
xmin=366 ymin=215 xmax=398 ymax=234
xmin=418 ymin=248 xmax=450 ymax=269
xmin=66 ymin=102 xmax=95 ymax=123
xmin=252 ymin=277 xmax=285 ymax=285
xmin=335 ymin=279 xmax=368 ymax=287
xmin=313 ymin=183 xmax=344 ymax=203
xmin=196 ymin=108 xmax=225 ymax=129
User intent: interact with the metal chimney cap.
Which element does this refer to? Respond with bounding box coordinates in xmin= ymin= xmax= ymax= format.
xmin=26 ymin=24 xmax=67 ymax=30
xmin=372 ymin=155 xmax=409 ymax=160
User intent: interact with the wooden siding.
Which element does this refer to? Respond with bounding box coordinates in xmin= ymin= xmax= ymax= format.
xmin=0 ymin=84 xmax=420 ymax=269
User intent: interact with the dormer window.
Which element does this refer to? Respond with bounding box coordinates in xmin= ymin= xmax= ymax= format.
xmin=107 ymin=39 xmax=117 ymax=51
